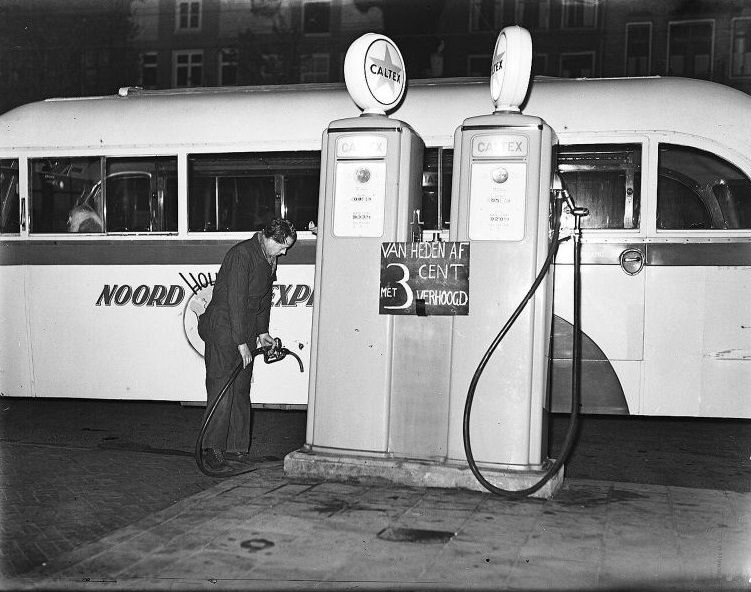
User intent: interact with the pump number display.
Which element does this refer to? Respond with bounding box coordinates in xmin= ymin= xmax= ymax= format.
xmin=379 ymin=241 xmax=470 ymax=316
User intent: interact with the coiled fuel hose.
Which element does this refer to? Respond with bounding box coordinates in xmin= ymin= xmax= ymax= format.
xmin=195 ymin=338 xmax=304 ymax=478
xmin=463 ymin=190 xmax=588 ymax=497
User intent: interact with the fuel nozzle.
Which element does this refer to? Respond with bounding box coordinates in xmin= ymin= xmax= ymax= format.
xmin=552 ymin=173 xmax=574 ymax=209
xmin=263 ymin=337 xmax=283 ymax=363
xmin=411 ymin=209 xmax=424 ymax=242
xmin=261 ymin=338 xmax=305 ymax=372
xmin=552 ymin=173 xmax=588 ymax=234
xmin=571 ymin=205 xmax=589 ymax=231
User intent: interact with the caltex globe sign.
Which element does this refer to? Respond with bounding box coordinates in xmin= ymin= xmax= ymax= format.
xmin=490 ymin=26 xmax=533 ymax=112
xmin=344 ymin=33 xmax=406 ymax=115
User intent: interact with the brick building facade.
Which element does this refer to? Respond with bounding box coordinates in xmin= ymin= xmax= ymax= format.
xmin=2 ymin=0 xmax=751 ymax=114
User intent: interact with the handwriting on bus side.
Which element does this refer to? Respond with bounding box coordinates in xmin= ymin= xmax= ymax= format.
xmin=179 ymin=272 xmax=314 ymax=307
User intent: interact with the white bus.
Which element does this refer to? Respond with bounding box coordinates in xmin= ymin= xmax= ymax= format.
xmin=1 ymin=76 xmax=750 ymax=418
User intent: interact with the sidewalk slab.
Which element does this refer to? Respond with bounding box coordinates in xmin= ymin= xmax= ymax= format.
xmin=11 ymin=462 xmax=750 ymax=591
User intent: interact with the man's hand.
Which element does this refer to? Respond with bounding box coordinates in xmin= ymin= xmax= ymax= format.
xmin=237 ymin=343 xmax=253 ymax=368
xmin=257 ymin=332 xmax=276 ymax=351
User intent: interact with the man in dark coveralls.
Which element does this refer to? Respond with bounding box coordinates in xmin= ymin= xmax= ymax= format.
xmin=198 ymin=218 xmax=297 ymax=470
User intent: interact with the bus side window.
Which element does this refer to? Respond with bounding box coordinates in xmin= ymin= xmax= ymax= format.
xmin=656 ymin=173 xmax=710 ymax=229
xmin=422 ymin=147 xmax=453 ymax=232
xmin=283 ymin=171 xmax=320 ymax=232
xmin=29 ymin=157 xmax=102 ymax=234
xmin=188 ymin=151 xmax=320 ymax=232
xmin=104 ymin=157 xmax=177 ymax=233
xmin=657 ymin=144 xmax=751 ymax=230
xmin=0 ymin=159 xmax=20 ymax=234
xmin=557 ymin=144 xmax=642 ymax=230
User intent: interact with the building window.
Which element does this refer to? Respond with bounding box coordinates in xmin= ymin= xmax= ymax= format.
xmin=300 ymin=53 xmax=329 ymax=82
xmin=625 ymin=23 xmax=651 ymax=76
xmin=303 ymin=0 xmax=330 ymax=35
xmin=258 ymin=53 xmax=285 ymax=84
xmin=140 ymin=52 xmax=158 ymax=89
xmin=219 ymin=49 xmax=238 ymax=86
xmin=174 ymin=51 xmax=203 ymax=87
xmin=82 ymin=48 xmax=108 ymax=92
xmin=468 ymin=55 xmax=489 ymax=77
xmin=470 ymin=0 xmax=503 ymax=32
xmin=731 ymin=17 xmax=751 ymax=78
xmin=532 ymin=53 xmax=548 ymax=76
xmin=176 ymin=0 xmax=201 ymax=31
xmin=668 ymin=20 xmax=713 ymax=79
xmin=560 ymin=52 xmax=595 ymax=77
xmin=562 ymin=0 xmax=597 ymax=29
xmin=515 ymin=0 xmax=549 ymax=30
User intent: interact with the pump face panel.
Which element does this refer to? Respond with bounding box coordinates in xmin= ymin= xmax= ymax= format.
xmin=469 ymin=161 xmax=528 ymax=240
xmin=467 ymin=133 xmax=531 ymax=240
xmin=333 ymin=159 xmax=386 ymax=237
xmin=332 ymin=134 xmax=389 ymax=237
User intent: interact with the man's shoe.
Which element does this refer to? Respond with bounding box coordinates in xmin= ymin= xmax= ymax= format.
xmin=203 ymin=448 xmax=227 ymax=471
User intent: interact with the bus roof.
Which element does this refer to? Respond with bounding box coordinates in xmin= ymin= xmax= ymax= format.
xmin=1 ymin=76 xmax=749 ymax=154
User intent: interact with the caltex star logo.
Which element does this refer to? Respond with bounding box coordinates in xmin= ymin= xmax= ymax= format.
xmin=366 ymin=43 xmax=404 ymax=104
xmin=492 ymin=50 xmax=505 ymax=75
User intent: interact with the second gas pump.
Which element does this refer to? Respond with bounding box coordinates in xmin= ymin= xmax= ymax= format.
xmin=446 ymin=26 xmax=565 ymax=496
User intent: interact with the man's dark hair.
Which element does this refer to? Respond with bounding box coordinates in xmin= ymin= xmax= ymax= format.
xmin=263 ymin=218 xmax=296 ymax=244
xmin=77 ymin=217 xmax=103 ymax=233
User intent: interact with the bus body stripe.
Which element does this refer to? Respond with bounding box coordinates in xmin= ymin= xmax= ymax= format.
xmin=553 ymin=241 xmax=751 ymax=266
xmin=0 ymin=239 xmax=317 ymax=266
xmin=647 ymin=242 xmax=751 ymax=266
xmin=3 ymin=239 xmax=751 ymax=266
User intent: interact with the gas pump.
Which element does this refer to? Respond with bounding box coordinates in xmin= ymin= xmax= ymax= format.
xmin=446 ymin=26 xmax=567 ymax=497
xmin=286 ymin=29 xmax=582 ymax=498
xmin=293 ymin=34 xmax=446 ymax=459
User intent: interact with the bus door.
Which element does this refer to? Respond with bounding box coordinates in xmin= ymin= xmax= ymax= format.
xmin=642 ymin=138 xmax=751 ymax=418
xmin=0 ymin=158 xmax=33 ymax=397
xmin=551 ymin=140 xmax=647 ymax=415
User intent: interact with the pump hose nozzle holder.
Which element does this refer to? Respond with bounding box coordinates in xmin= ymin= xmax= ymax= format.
xmin=194 ymin=338 xmax=304 ymax=478
xmin=463 ymin=190 xmax=588 ymax=498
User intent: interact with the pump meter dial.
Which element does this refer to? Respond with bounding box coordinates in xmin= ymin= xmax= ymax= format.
xmin=355 ymin=167 xmax=371 ymax=183
xmin=492 ymin=167 xmax=509 ymax=183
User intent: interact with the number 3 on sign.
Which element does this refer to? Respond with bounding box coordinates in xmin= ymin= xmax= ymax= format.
xmin=383 ymin=263 xmax=413 ymax=310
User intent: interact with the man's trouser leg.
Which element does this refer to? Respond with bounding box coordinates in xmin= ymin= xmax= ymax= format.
xmin=203 ymin=337 xmax=251 ymax=453
xmin=226 ymin=364 xmax=252 ymax=455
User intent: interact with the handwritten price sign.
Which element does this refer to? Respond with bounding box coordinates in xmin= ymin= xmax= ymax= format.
xmin=379 ymin=242 xmax=470 ymax=316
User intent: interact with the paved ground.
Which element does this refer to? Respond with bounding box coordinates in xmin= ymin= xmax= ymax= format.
xmin=0 ymin=400 xmax=306 ymax=579
xmin=1 ymin=398 xmax=749 ymax=590
xmin=14 ymin=463 xmax=751 ymax=591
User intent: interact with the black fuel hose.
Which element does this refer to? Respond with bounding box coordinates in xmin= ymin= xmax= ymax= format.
xmin=463 ymin=198 xmax=586 ymax=497
xmin=195 ymin=340 xmax=304 ymax=478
